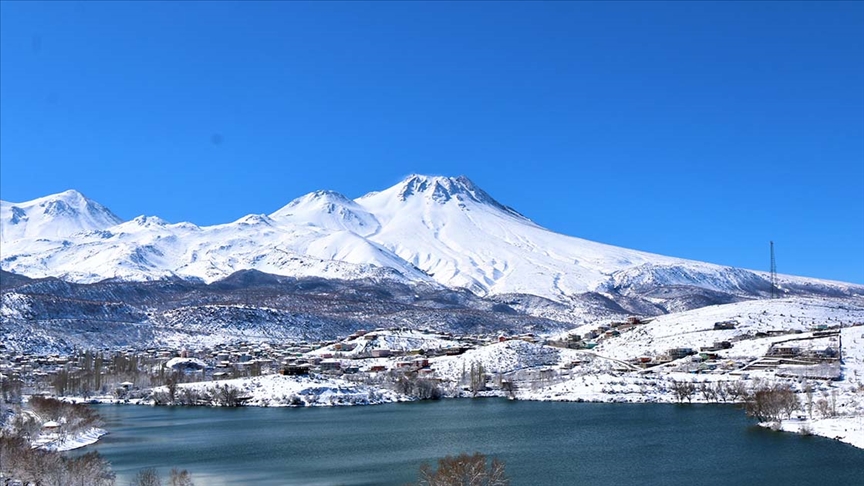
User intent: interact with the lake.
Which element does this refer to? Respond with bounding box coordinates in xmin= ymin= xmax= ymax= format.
xmin=85 ymin=400 xmax=864 ymax=485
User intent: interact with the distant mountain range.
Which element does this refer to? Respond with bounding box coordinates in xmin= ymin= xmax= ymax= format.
xmin=2 ymin=175 xmax=861 ymax=353
xmin=3 ymin=175 xmax=859 ymax=297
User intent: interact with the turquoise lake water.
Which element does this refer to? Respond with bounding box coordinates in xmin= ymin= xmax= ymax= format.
xmin=86 ymin=400 xmax=864 ymax=485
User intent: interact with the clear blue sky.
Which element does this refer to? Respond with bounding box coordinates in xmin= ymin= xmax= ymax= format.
xmin=1 ymin=1 xmax=862 ymax=284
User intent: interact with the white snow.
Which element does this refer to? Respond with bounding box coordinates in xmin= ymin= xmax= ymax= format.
xmin=167 ymin=374 xmax=409 ymax=407
xmin=4 ymin=176 xmax=857 ymax=302
xmin=770 ymin=415 xmax=864 ymax=449
xmin=0 ymin=190 xmax=121 ymax=243
xmin=431 ymin=340 xmax=561 ymax=381
xmin=592 ymin=297 xmax=864 ymax=362
xmin=32 ymin=427 xmax=107 ymax=452
xmin=165 ymin=357 xmax=208 ymax=370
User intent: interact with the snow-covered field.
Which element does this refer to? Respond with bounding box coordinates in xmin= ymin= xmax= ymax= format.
xmin=166 ymin=374 xmax=409 ymax=407
xmin=32 ymin=427 xmax=107 ymax=452
xmin=309 ymin=329 xmax=458 ymax=359
xmin=771 ymin=415 xmax=864 ymax=449
xmin=592 ymin=297 xmax=864 ymax=362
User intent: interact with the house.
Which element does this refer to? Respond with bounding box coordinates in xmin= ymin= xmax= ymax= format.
xmin=714 ymin=320 xmax=738 ymax=330
xmin=768 ymin=346 xmax=800 ymax=357
xmin=371 ymin=349 xmax=392 ymax=358
xmin=319 ymin=359 xmax=341 ymax=371
xmin=667 ymin=348 xmax=696 ymax=360
xmin=280 ymin=364 xmax=311 ymax=376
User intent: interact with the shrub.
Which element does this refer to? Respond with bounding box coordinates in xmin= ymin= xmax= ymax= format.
xmin=411 ymin=452 xmax=509 ymax=486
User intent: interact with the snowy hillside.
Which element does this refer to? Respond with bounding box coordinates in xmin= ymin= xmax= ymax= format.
xmin=591 ymin=297 xmax=864 ymax=362
xmin=2 ymin=176 xmax=861 ymax=306
xmin=0 ymin=190 xmax=121 ymax=243
xmin=0 ymin=270 xmax=570 ymax=354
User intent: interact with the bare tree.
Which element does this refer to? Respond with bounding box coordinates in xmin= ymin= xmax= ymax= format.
xmin=133 ymin=467 xmax=162 ymax=486
xmin=714 ymin=381 xmax=729 ymax=403
xmin=166 ymin=372 xmax=179 ymax=405
xmin=213 ymin=385 xmax=243 ymax=407
xmin=670 ymin=379 xmax=696 ymax=403
xmin=744 ymin=383 xmax=799 ymax=422
xmin=169 ymin=468 xmax=194 ymax=486
xmin=699 ymin=382 xmax=717 ymax=402
xmin=68 ymin=451 xmax=115 ymax=486
xmin=816 ymin=398 xmax=831 ymax=418
xmin=393 ymin=372 xmax=442 ymax=400
xmin=803 ymin=383 xmax=814 ymax=419
xmin=0 ymin=436 xmax=113 ymax=486
xmin=413 ymin=452 xmax=509 ymax=486
xmin=725 ymin=380 xmax=749 ymax=403
xmin=469 ymin=363 xmax=486 ymax=398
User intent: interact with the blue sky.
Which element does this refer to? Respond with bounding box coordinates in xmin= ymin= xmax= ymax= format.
xmin=1 ymin=1 xmax=862 ymax=284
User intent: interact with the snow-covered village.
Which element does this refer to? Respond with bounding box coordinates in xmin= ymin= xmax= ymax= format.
xmin=5 ymin=296 xmax=864 ymax=449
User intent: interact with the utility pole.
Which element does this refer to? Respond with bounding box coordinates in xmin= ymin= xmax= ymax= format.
xmin=770 ymin=241 xmax=777 ymax=299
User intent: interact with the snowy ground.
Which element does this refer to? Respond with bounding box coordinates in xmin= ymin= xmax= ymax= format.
xmin=309 ymin=329 xmax=459 ymax=358
xmin=166 ymin=374 xmax=409 ymax=407
xmin=770 ymin=415 xmax=864 ymax=449
xmin=32 ymin=427 xmax=107 ymax=452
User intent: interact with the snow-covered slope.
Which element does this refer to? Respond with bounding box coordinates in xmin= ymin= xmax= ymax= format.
xmin=1 ymin=176 xmax=860 ymax=303
xmin=270 ymin=190 xmax=380 ymax=236
xmin=0 ymin=211 xmax=427 ymax=284
xmin=0 ymin=190 xmax=121 ymax=243
xmin=591 ymin=297 xmax=864 ymax=362
xmin=357 ymin=175 xmax=694 ymax=297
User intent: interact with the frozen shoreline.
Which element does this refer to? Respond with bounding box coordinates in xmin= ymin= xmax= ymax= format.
xmin=762 ymin=415 xmax=864 ymax=450
xmin=32 ymin=427 xmax=107 ymax=452
xmin=66 ymin=382 xmax=864 ymax=452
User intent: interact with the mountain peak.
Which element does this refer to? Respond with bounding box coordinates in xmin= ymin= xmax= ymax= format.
xmin=361 ymin=174 xmax=529 ymax=223
xmin=1 ymin=189 xmax=122 ymax=243
xmin=270 ymin=189 xmax=357 ymax=219
xmin=270 ymin=189 xmax=380 ymax=236
xmin=55 ymin=189 xmax=87 ymax=200
xmin=396 ymin=174 xmax=483 ymax=204
xmin=288 ymin=190 xmax=354 ymax=208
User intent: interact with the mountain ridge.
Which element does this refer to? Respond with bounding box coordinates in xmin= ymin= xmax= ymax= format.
xmin=1 ymin=176 xmax=861 ymax=305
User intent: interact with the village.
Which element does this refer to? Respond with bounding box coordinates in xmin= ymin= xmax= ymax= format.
xmin=0 ymin=309 xmax=848 ymax=406
xmin=3 ymin=297 xmax=864 ymax=467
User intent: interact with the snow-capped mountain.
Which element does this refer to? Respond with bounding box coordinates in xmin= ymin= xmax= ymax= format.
xmin=1 ymin=175 xmax=860 ymax=304
xmin=0 ymin=190 xmax=122 ymax=243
